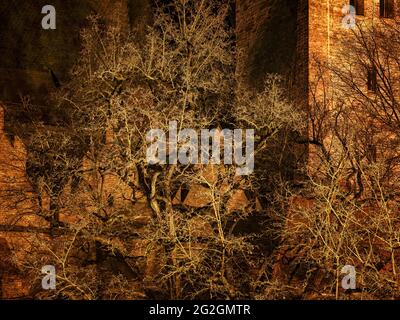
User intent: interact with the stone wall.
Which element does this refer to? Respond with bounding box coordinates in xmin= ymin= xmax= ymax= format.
xmin=0 ymin=104 xmax=49 ymax=298
xmin=236 ymin=0 xmax=301 ymax=88
xmin=2 ymin=0 xmax=397 ymax=299
xmin=0 ymin=0 xmax=149 ymax=104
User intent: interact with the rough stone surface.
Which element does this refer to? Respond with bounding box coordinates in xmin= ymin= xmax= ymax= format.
xmin=1 ymin=0 xmax=394 ymax=299
xmin=0 ymin=0 xmax=149 ymax=104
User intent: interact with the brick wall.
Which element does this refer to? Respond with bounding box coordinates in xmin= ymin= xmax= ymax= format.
xmin=0 ymin=0 xmax=148 ymax=104
xmin=308 ymin=0 xmax=391 ymax=97
xmin=236 ymin=0 xmax=301 ymax=88
xmin=0 ymin=104 xmax=49 ymax=298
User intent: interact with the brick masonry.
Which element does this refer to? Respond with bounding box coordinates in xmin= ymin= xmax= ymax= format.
xmin=236 ymin=0 xmax=301 ymax=88
xmin=0 ymin=0 xmax=397 ymax=298
xmin=0 ymin=0 xmax=149 ymax=104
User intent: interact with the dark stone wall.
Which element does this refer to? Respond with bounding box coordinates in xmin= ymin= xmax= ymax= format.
xmin=236 ymin=0 xmax=301 ymax=88
xmin=0 ymin=1 xmax=94 ymax=103
xmin=236 ymin=0 xmax=309 ymax=183
xmin=0 ymin=0 xmax=307 ymax=105
xmin=0 ymin=1 xmax=92 ymax=72
xmin=0 ymin=0 xmax=150 ymax=104
xmin=294 ymin=0 xmax=309 ymax=106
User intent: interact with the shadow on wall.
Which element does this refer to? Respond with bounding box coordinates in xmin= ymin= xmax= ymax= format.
xmin=0 ymin=0 xmax=96 ymax=103
xmin=0 ymin=237 xmax=23 ymax=299
xmin=0 ymin=0 xmax=150 ymax=105
xmin=246 ymin=0 xmax=299 ymax=87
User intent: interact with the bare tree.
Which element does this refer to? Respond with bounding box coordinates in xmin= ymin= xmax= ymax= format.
xmin=13 ymin=0 xmax=304 ymax=300
xmin=269 ymin=17 xmax=400 ymax=300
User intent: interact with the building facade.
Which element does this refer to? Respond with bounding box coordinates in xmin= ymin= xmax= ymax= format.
xmin=0 ymin=0 xmax=398 ymax=298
